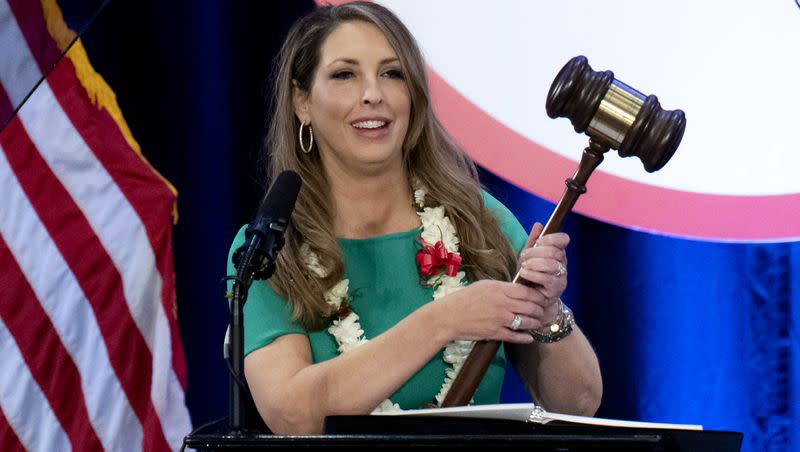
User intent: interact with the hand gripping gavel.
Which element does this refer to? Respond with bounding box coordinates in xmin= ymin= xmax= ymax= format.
xmin=440 ymin=55 xmax=686 ymax=407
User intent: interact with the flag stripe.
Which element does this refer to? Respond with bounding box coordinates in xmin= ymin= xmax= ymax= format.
xmin=0 ymin=234 xmax=104 ymax=451
xmin=46 ymin=53 xmax=189 ymax=389
xmin=0 ymin=9 xmax=19 ymax=125
xmin=0 ymin=404 xmax=26 ymax=452
xmin=0 ymin=60 xmax=13 ymax=126
xmin=0 ymin=0 xmax=44 ymax=108
xmin=0 ymin=123 xmax=146 ymax=449
xmin=0 ymin=79 xmax=12 ymax=119
xmin=0 ymin=317 xmax=72 ymax=452
xmin=6 ymin=0 xmax=62 ymax=71
xmin=44 ymin=56 xmax=191 ymax=444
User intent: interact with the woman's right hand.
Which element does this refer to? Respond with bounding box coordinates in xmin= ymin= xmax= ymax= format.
xmin=436 ymin=279 xmax=547 ymax=344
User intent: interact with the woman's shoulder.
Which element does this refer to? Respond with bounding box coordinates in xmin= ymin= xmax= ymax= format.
xmin=480 ymin=189 xmax=520 ymax=228
xmin=227 ymin=224 xmax=306 ymax=356
xmin=480 ymin=189 xmax=528 ymax=254
xmin=227 ymin=224 xmax=247 ymax=271
xmin=481 ymin=189 xmax=512 ymax=216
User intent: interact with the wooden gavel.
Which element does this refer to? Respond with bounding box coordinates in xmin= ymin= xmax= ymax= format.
xmin=441 ymin=55 xmax=687 ymax=407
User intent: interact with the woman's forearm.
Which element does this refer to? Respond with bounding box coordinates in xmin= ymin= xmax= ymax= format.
xmin=316 ymin=302 xmax=451 ymax=414
xmin=508 ymin=327 xmax=602 ymax=416
xmin=247 ymin=300 xmax=451 ymax=434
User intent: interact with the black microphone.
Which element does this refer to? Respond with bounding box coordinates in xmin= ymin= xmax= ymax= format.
xmin=233 ymin=170 xmax=301 ymax=281
xmin=227 ymin=170 xmax=300 ymax=431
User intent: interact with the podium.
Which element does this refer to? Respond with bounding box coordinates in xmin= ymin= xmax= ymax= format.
xmin=183 ymin=415 xmax=742 ymax=451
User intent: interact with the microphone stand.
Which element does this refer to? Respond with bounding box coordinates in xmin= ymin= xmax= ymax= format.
xmin=228 ymin=225 xmax=281 ymax=433
xmin=224 ymin=170 xmax=300 ymax=433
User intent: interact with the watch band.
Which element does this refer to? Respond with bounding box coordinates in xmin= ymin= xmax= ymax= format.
xmin=530 ymin=300 xmax=575 ymax=344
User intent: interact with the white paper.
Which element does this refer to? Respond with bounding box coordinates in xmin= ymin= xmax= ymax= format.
xmin=373 ymin=403 xmax=703 ymax=431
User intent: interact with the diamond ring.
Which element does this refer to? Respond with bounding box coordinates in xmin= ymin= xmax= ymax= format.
xmin=510 ymin=314 xmax=522 ymax=331
xmin=554 ymin=262 xmax=566 ymax=278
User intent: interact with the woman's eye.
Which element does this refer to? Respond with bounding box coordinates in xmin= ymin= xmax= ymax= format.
xmin=331 ymin=71 xmax=354 ymax=80
xmin=383 ymin=69 xmax=405 ymax=80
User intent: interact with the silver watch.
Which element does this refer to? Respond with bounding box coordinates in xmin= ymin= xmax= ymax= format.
xmin=530 ymin=300 xmax=575 ymax=344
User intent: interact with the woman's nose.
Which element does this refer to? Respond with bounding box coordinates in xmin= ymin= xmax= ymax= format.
xmin=361 ymin=78 xmax=383 ymax=105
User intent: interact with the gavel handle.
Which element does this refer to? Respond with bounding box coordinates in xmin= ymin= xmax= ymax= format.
xmin=440 ymin=139 xmax=608 ymax=408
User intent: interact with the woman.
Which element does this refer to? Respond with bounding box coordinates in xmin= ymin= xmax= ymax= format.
xmin=228 ymin=2 xmax=602 ymax=435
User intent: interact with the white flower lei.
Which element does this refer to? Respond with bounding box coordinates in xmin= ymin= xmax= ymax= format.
xmin=302 ymin=187 xmax=474 ymax=413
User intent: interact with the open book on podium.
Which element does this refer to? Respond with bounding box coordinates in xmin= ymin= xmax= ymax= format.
xmin=319 ymin=403 xmax=742 ymax=451
xmin=373 ymin=403 xmax=703 ymax=431
xmin=182 ymin=403 xmax=742 ymax=451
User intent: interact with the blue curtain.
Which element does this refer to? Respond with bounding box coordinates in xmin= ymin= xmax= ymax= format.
xmin=486 ymin=169 xmax=800 ymax=452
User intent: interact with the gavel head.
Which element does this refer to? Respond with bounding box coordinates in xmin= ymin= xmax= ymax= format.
xmin=545 ymin=56 xmax=686 ymax=172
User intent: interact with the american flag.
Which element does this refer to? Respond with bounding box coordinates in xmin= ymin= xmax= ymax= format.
xmin=0 ymin=0 xmax=192 ymax=450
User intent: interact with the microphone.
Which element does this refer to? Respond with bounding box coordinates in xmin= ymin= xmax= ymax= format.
xmin=227 ymin=170 xmax=300 ymax=432
xmin=233 ymin=170 xmax=301 ymax=281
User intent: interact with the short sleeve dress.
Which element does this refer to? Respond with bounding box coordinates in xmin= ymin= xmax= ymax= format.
xmin=228 ymin=190 xmax=528 ymax=409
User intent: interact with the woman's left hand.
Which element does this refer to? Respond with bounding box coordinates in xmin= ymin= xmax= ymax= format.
xmin=516 ymin=222 xmax=570 ymax=322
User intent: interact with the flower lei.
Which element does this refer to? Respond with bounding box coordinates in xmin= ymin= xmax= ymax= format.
xmin=302 ymin=187 xmax=474 ymax=413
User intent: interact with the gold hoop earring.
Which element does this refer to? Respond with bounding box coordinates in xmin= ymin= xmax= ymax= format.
xmin=299 ymin=122 xmax=314 ymax=154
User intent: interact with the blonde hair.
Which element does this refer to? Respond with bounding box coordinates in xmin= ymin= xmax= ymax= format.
xmin=265 ymin=2 xmax=518 ymax=330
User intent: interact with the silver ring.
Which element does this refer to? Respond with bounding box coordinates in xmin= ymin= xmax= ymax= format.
xmin=509 ymin=314 xmax=522 ymax=331
xmin=554 ymin=262 xmax=566 ymax=278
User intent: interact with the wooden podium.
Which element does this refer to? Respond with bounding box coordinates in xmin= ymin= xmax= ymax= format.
xmin=183 ymin=415 xmax=742 ymax=451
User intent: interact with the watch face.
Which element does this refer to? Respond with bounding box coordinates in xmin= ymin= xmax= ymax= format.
xmin=530 ymin=300 xmax=575 ymax=343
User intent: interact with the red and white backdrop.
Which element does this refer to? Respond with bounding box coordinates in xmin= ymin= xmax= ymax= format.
xmin=374 ymin=0 xmax=800 ymax=241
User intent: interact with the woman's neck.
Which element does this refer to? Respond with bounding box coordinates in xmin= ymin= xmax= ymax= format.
xmin=328 ymin=167 xmax=419 ymax=239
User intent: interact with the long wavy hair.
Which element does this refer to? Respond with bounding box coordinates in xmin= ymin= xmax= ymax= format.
xmin=265 ymin=2 xmax=518 ymax=330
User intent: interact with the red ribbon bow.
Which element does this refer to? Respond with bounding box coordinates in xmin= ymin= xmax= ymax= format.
xmin=416 ymin=238 xmax=462 ymax=278
xmin=336 ymin=305 xmax=351 ymax=319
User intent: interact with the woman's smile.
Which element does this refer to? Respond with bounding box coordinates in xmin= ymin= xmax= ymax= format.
xmin=350 ymin=116 xmax=392 ymax=139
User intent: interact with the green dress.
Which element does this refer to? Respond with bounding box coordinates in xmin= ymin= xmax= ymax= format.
xmin=228 ymin=191 xmax=528 ymax=409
